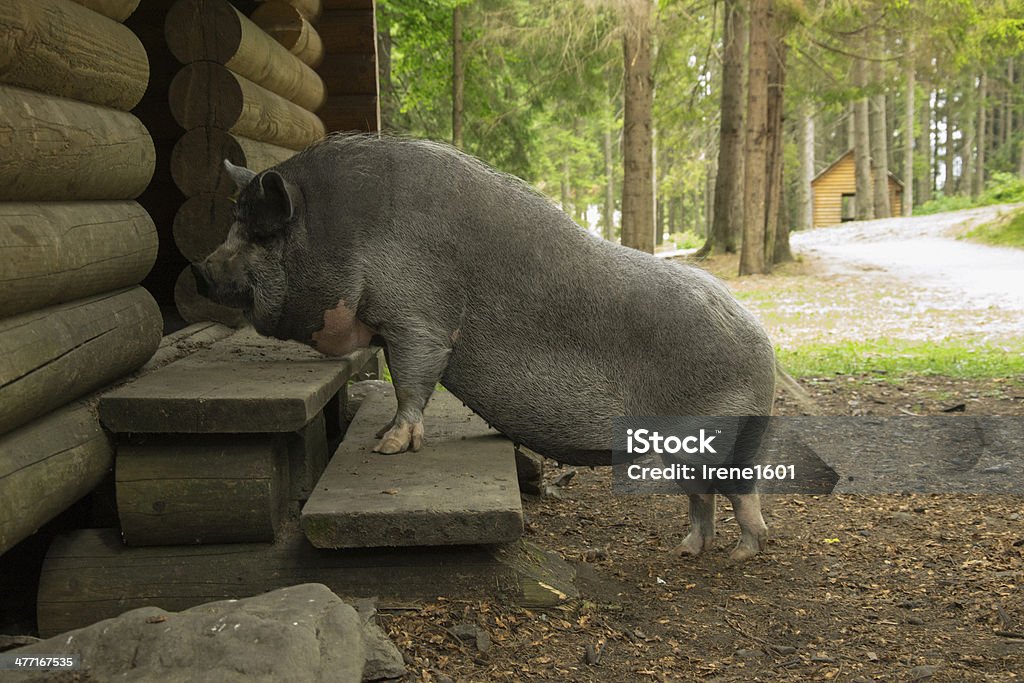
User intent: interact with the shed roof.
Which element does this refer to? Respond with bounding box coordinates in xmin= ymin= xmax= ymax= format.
xmin=811 ymin=149 xmax=905 ymax=189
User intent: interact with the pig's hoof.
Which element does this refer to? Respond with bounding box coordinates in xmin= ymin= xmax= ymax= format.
xmin=374 ymin=421 xmax=395 ymax=439
xmin=728 ymin=533 xmax=767 ymax=562
xmin=373 ymin=421 xmax=424 ymax=454
xmin=670 ymin=532 xmax=712 ymax=557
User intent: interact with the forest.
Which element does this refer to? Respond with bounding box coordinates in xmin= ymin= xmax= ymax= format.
xmin=376 ymin=0 xmax=1024 ymax=274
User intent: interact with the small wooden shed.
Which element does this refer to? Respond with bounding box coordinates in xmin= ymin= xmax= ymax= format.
xmin=811 ymin=150 xmax=904 ymax=227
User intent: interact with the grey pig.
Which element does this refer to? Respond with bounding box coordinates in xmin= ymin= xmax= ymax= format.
xmin=192 ymin=134 xmax=776 ymax=560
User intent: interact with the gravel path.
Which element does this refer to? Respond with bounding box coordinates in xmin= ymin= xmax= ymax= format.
xmin=791 ymin=205 xmax=1024 ymax=313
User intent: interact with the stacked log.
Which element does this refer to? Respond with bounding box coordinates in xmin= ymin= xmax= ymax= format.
xmin=164 ymin=0 xmax=330 ymax=324
xmin=0 ymin=0 xmax=162 ymax=555
xmin=316 ymin=0 xmax=379 ymax=132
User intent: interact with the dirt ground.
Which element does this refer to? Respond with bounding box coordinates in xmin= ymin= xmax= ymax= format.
xmin=382 ymin=226 xmax=1024 ymax=682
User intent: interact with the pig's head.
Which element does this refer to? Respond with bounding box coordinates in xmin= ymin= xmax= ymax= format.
xmin=191 ymin=160 xmax=298 ymax=336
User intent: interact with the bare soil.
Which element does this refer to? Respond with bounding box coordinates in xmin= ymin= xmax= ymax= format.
xmin=382 ymin=375 xmax=1024 ymax=682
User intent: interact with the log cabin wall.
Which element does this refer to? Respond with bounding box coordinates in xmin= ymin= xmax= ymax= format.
xmin=0 ymin=0 xmax=379 ymax=556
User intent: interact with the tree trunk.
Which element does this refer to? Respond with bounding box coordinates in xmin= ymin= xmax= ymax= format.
xmin=943 ymin=92 xmax=954 ymax=196
xmin=703 ymin=0 xmax=745 ymax=256
xmin=852 ymin=58 xmax=873 ymax=220
xmin=620 ymin=0 xmax=655 ymax=254
xmin=739 ymin=0 xmax=768 ymax=275
xmin=961 ymin=97 xmax=975 ymax=195
xmin=797 ymin=103 xmax=814 ymax=229
xmin=869 ymin=46 xmax=891 ymax=218
xmin=560 ymin=157 xmax=571 ymax=215
xmin=765 ymin=24 xmax=787 ymax=265
xmin=603 ymin=126 xmax=615 ymax=241
xmin=975 ymin=71 xmax=986 ymax=196
xmin=1007 ymin=58 xmax=1014 ymax=148
xmin=452 ymin=3 xmax=464 ymax=148
xmin=903 ymin=48 xmax=914 ymax=215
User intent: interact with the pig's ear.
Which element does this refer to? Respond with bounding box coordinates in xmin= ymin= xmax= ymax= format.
xmin=258 ymin=171 xmax=296 ymax=224
xmin=223 ymin=159 xmax=257 ymax=191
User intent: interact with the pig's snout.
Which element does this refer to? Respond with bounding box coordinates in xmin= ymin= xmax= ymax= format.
xmin=190 ymin=255 xmax=252 ymax=309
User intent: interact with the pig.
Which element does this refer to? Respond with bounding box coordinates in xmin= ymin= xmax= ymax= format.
xmin=192 ymin=134 xmax=776 ymax=561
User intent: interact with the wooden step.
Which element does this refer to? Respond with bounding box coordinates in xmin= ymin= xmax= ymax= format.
xmin=37 ymin=526 xmax=577 ymax=637
xmin=98 ymin=328 xmax=377 ymax=434
xmin=302 ymin=385 xmax=524 ymax=549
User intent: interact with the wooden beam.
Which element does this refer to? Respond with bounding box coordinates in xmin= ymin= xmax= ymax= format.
xmin=0 ymin=404 xmax=113 ymax=556
xmin=318 ymin=53 xmax=376 ymax=94
xmin=316 ymin=94 xmax=379 ymax=133
xmin=165 ymin=0 xmax=326 ymax=111
xmin=116 ymin=435 xmax=288 ymax=546
xmin=67 ymin=0 xmax=141 ymax=22
xmin=170 ymin=127 xmax=295 ymax=197
xmin=0 ymin=85 xmax=155 ymax=201
xmin=0 ymin=287 xmax=162 ymax=436
xmin=316 ymin=8 xmax=375 ymax=53
xmin=37 ymin=527 xmax=578 ymax=637
xmin=251 ymin=0 xmax=325 ymax=68
xmin=172 ymin=193 xmax=234 ymax=263
xmin=169 ymin=63 xmax=326 ymax=149
xmin=0 ymin=202 xmax=157 ymax=319
xmin=0 ymin=0 xmax=148 ymax=110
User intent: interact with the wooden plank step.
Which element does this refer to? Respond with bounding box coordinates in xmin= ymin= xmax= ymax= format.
xmin=302 ymin=385 xmax=524 ymax=548
xmin=99 ymin=328 xmax=377 ymax=433
xmin=37 ymin=526 xmax=577 ymax=637
xmin=116 ymin=434 xmax=287 ymax=546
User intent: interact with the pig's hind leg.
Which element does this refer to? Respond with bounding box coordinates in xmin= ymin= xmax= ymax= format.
xmin=373 ymin=335 xmax=451 ymax=454
xmin=670 ymin=494 xmax=716 ymax=556
xmin=725 ymin=491 xmax=768 ymax=561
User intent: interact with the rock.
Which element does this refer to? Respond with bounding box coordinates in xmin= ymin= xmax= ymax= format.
xmin=514 ymin=445 xmax=544 ymax=495
xmin=9 ymin=583 xmax=404 ymax=682
xmin=551 ymin=469 xmax=577 ymax=488
xmin=447 ymin=623 xmax=491 ymax=653
xmin=769 ymin=644 xmax=797 ymax=655
xmin=350 ymin=597 xmax=406 ymax=681
xmin=909 ymin=664 xmax=940 ymax=680
xmin=735 ymin=648 xmax=763 ymax=658
xmin=0 ymin=634 xmax=39 ymax=652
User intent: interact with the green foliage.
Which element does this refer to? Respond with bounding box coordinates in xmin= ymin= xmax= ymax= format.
xmin=777 ymin=339 xmax=1024 ymax=380
xmin=965 ymin=206 xmax=1024 ymax=248
xmin=916 ymin=172 xmax=1024 ymax=215
xmin=666 ymin=231 xmax=703 ymax=250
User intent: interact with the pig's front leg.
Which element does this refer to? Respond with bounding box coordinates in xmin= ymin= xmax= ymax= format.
xmin=372 ymin=337 xmax=450 ymax=454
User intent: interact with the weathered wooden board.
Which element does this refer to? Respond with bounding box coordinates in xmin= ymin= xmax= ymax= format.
xmin=0 ymin=202 xmax=157 ymax=319
xmin=317 ymin=94 xmax=379 ymax=133
xmin=318 ymin=53 xmax=376 ymax=94
xmin=302 ymin=387 xmax=524 ymax=549
xmin=99 ymin=330 xmax=377 ymax=434
xmin=0 ymin=86 xmax=155 ymax=201
xmin=37 ymin=526 xmax=577 ymax=637
xmin=68 ymin=0 xmax=141 ymax=22
xmin=0 ymin=404 xmax=113 ymax=556
xmin=170 ymin=127 xmax=294 ymax=197
xmin=251 ymin=0 xmax=325 ymax=68
xmin=286 ymin=411 xmax=329 ymax=501
xmin=316 ymin=7 xmax=375 ymax=53
xmin=169 ymin=63 xmax=326 ymax=149
xmin=165 ymin=0 xmax=326 ymax=111
xmin=0 ymin=287 xmax=162 ymax=436
xmin=117 ymin=435 xmax=288 ymax=546
xmin=0 ymin=0 xmax=148 ymax=110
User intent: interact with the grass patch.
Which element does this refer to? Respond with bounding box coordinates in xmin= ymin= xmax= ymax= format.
xmin=964 ymin=207 xmax=1024 ymax=248
xmin=777 ymin=339 xmax=1024 ymax=380
xmin=915 ymin=171 xmax=1024 ymax=216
